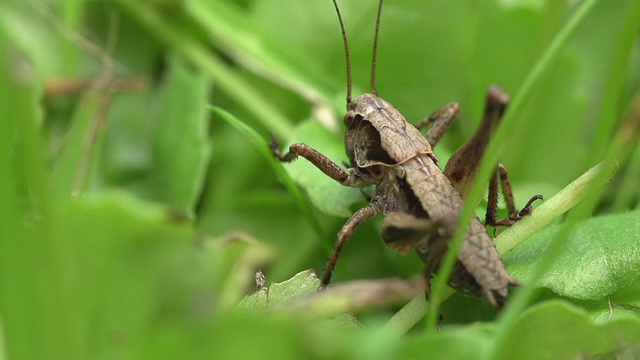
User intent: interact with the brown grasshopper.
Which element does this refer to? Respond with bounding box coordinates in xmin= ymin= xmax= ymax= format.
xmin=270 ymin=0 xmax=542 ymax=307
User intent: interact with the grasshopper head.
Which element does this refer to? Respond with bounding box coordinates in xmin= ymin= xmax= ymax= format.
xmin=345 ymin=93 xmax=435 ymax=167
xmin=343 ymin=93 xmax=396 ymax=172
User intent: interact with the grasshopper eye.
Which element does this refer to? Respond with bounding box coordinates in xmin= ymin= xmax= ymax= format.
xmin=343 ymin=110 xmax=359 ymax=127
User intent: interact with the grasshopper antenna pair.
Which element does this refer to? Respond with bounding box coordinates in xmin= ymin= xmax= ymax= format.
xmin=331 ymin=0 xmax=384 ymax=107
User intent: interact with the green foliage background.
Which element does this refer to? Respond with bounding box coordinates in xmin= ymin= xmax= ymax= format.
xmin=1 ymin=0 xmax=640 ymax=358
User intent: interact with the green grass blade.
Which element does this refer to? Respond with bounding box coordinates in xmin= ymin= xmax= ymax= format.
xmin=115 ymin=0 xmax=293 ymax=137
xmin=0 ymin=38 xmax=83 ymax=360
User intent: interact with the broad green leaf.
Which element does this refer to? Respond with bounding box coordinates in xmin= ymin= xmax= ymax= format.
xmin=497 ymin=300 xmax=640 ymax=360
xmin=212 ymin=106 xmax=328 ymax=246
xmin=282 ymin=120 xmax=363 ymax=218
xmin=265 ymin=269 xmax=323 ymax=305
xmin=236 ymin=269 xmax=321 ymax=311
xmin=52 ymin=192 xmax=194 ymax=358
xmin=147 ymin=58 xmax=212 ymax=216
xmin=98 ymin=60 xmax=209 ymax=215
xmin=611 ymin=276 xmax=640 ymax=308
xmin=400 ymin=324 xmax=493 ymax=359
xmin=504 ymin=210 xmax=640 ymax=300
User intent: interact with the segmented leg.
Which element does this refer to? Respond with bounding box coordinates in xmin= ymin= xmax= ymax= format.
xmin=485 ymin=163 xmax=544 ymax=230
xmin=444 ymin=86 xmax=509 ymax=197
xmin=417 ymin=233 xmax=450 ymax=300
xmin=415 ymin=102 xmax=460 ymax=147
xmin=269 ymin=133 xmax=364 ymax=187
xmin=497 ymin=163 xmax=517 ymax=215
xmin=321 ymin=204 xmax=380 ymax=287
xmin=271 ymin=133 xmax=381 ymax=287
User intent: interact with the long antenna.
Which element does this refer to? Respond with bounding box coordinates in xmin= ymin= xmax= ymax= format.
xmin=331 ymin=0 xmax=353 ymax=108
xmin=370 ymin=0 xmax=383 ymax=96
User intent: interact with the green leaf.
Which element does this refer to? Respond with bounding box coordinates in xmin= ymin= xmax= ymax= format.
xmin=52 ymin=192 xmax=194 ymax=357
xmin=504 ymin=210 xmax=640 ymax=300
xmin=211 ymin=106 xmax=330 ymax=247
xmin=0 ymin=1 xmax=66 ymax=77
xmin=147 ymin=58 xmax=212 ymax=215
xmin=236 ymin=269 xmax=321 ymax=311
xmin=497 ymin=300 xmax=640 ymax=360
xmin=400 ymin=324 xmax=493 ymax=360
xmin=236 ymin=269 xmax=362 ymax=329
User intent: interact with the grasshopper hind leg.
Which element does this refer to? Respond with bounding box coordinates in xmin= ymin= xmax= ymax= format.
xmin=415 ymin=102 xmax=461 ymax=147
xmin=485 ymin=163 xmax=544 ymax=231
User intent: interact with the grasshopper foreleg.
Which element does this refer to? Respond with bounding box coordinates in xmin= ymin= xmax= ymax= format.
xmin=269 ymin=133 xmax=364 ymax=187
xmin=270 ymin=133 xmax=380 ymax=287
xmin=321 ymin=203 xmax=381 ymax=287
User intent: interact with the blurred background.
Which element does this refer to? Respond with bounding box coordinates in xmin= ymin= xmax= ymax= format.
xmin=2 ymin=0 xmax=639 ymax=358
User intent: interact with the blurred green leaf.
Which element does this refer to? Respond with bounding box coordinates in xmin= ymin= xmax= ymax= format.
xmin=115 ymin=0 xmax=294 ymax=136
xmin=0 ymin=1 xmax=66 ymax=77
xmin=497 ymin=300 xmax=640 ymax=360
xmin=236 ymin=269 xmax=362 ymax=329
xmin=0 ymin=18 xmax=63 ymax=359
xmin=186 ymin=0 xmax=336 ymax=122
xmin=237 ymin=269 xmax=320 ymax=311
xmin=208 ymin=232 xmax=276 ymax=312
xmin=400 ymin=324 xmax=493 ymax=359
xmin=147 ymin=58 xmax=212 ymax=215
xmin=52 ymin=193 xmax=194 ymax=357
xmin=504 ymin=210 xmax=640 ymax=300
xmin=211 ymin=106 xmax=328 ymax=245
